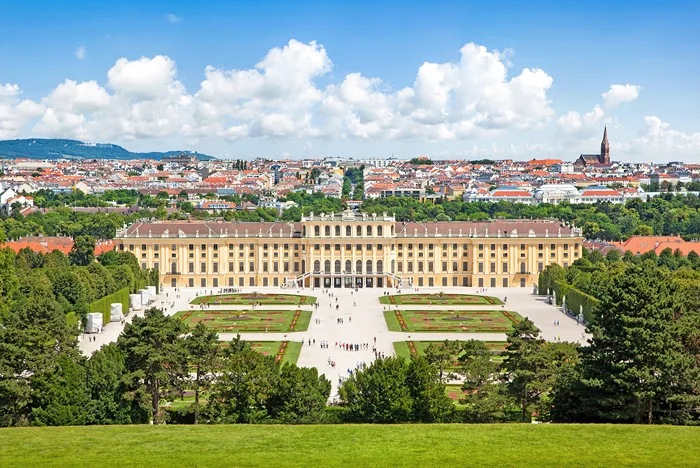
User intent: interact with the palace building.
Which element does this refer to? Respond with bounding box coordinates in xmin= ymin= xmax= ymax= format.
xmin=114 ymin=211 xmax=583 ymax=289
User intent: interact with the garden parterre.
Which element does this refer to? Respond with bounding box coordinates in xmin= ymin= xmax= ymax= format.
xmin=384 ymin=309 xmax=523 ymax=332
xmin=173 ymin=309 xmax=312 ymax=332
xmin=379 ymin=293 xmax=503 ymax=306
xmin=191 ymin=293 xmax=317 ymax=305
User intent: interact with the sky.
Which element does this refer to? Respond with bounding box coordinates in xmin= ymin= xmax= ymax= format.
xmin=1 ymin=0 xmax=699 ymax=162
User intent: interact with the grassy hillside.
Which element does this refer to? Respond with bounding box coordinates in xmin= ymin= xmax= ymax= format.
xmin=1 ymin=424 xmax=699 ymax=467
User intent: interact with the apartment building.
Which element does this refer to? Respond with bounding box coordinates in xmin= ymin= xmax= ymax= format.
xmin=114 ymin=211 xmax=582 ymax=289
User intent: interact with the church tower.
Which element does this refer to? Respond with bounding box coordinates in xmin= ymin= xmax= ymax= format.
xmin=600 ymin=125 xmax=610 ymax=164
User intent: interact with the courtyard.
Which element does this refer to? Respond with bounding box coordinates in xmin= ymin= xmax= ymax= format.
xmin=81 ymin=286 xmax=589 ymax=399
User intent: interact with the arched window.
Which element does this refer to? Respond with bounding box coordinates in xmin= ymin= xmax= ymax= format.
xmin=314 ymin=260 xmax=320 ymax=272
xmin=324 ymin=260 xmax=331 ymax=273
xmin=345 ymin=260 xmax=352 ymax=273
xmin=346 ymin=225 xmax=352 ymax=237
xmin=303 ymin=226 xmax=307 ymax=237
xmin=367 ymin=225 xmax=373 ymax=236
xmin=377 ymin=225 xmax=383 ymax=237
xmin=356 ymin=225 xmax=362 ymax=237
xmin=335 ymin=260 xmax=341 ymax=273
xmin=366 ymin=259 xmax=373 ymax=274
xmin=391 ymin=225 xmax=395 ymax=235
xmin=356 ymin=259 xmax=363 ymax=273
xmin=171 ymin=262 xmax=177 ymax=274
xmin=520 ymin=262 xmax=526 ymax=274
xmin=335 ymin=225 xmax=341 ymax=236
xmin=314 ymin=226 xmax=320 ymax=237
xmin=301 ymin=260 xmax=306 ymax=273
xmin=377 ymin=260 xmax=383 ymax=274
xmin=325 ymin=225 xmax=331 ymax=237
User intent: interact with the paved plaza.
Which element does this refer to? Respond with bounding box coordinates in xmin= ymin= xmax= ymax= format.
xmin=79 ymin=286 xmax=589 ymax=399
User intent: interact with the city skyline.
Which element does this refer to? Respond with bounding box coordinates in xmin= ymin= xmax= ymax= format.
xmin=1 ymin=0 xmax=699 ymax=162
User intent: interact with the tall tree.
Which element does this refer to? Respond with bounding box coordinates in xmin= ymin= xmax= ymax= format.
xmin=424 ymin=339 xmax=460 ymax=382
xmin=501 ymin=318 xmax=578 ymax=422
xmin=577 ymin=262 xmax=696 ymax=424
xmin=406 ymin=356 xmax=454 ymax=422
xmin=210 ymin=340 xmax=280 ymax=424
xmin=339 ymin=357 xmax=413 ymax=423
xmin=85 ymin=343 xmax=146 ymax=424
xmin=117 ymin=308 xmax=188 ymax=423
xmin=268 ymin=364 xmax=331 ymax=424
xmin=69 ymin=235 xmax=96 ymax=266
xmin=185 ymin=322 xmax=220 ymax=424
xmin=459 ymin=339 xmax=511 ymax=422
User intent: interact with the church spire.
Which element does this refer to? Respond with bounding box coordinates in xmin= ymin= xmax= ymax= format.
xmin=600 ymin=125 xmax=610 ymax=164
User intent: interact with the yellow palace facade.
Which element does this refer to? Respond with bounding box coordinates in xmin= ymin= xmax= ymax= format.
xmin=114 ymin=211 xmax=583 ymax=289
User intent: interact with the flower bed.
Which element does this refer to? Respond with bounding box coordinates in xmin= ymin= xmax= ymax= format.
xmin=379 ymin=293 xmax=503 ymax=306
xmin=173 ymin=309 xmax=311 ymax=332
xmin=385 ymin=309 xmax=525 ymax=333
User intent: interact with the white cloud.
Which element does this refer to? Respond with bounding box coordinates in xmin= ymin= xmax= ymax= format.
xmin=166 ymin=13 xmax=181 ymax=23
xmin=0 ymin=84 xmax=43 ymax=139
xmin=602 ymin=84 xmax=641 ymax=108
xmin=107 ymin=55 xmax=178 ymax=100
xmin=618 ymin=116 xmax=700 ymax=160
xmin=76 ymin=46 xmax=86 ymax=60
xmin=9 ymin=40 xmax=553 ymax=144
xmin=34 ymin=80 xmax=111 ymax=138
xmin=556 ymin=105 xmax=605 ymax=138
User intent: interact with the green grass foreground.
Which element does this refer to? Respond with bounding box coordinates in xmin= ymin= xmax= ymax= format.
xmin=1 ymin=424 xmax=699 ymax=467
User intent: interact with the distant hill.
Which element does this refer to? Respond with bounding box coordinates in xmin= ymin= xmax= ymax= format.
xmin=0 ymin=139 xmax=216 ymax=161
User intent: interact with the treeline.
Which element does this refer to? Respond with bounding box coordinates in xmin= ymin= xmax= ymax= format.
xmin=23 ymin=182 xmax=700 ymax=242
xmin=0 ymin=309 xmax=332 ymax=426
xmin=535 ymin=254 xmax=700 ymax=424
xmin=0 ymin=247 xmax=159 ymax=426
xmin=360 ymin=194 xmax=700 ymax=240
xmin=0 ymin=205 xmax=149 ymax=241
xmin=3 ymin=257 xmax=699 ymax=426
xmin=540 ymin=245 xmax=700 ymax=300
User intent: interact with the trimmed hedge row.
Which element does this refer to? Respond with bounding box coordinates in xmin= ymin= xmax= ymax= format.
xmin=551 ymin=280 xmax=599 ymax=323
xmin=88 ymin=287 xmax=130 ymax=326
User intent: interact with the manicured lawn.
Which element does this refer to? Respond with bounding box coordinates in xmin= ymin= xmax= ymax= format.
xmin=173 ymin=309 xmax=312 ymax=332
xmin=393 ymin=341 xmax=508 ymax=366
xmin=384 ymin=309 xmax=524 ymax=333
xmin=379 ymin=293 xmax=503 ymax=306
xmin=2 ymin=424 xmax=700 ymax=467
xmin=191 ymin=293 xmax=316 ymax=305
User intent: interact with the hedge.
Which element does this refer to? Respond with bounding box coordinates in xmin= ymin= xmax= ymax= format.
xmin=88 ymin=287 xmax=130 ymax=326
xmin=551 ymin=280 xmax=599 ymax=323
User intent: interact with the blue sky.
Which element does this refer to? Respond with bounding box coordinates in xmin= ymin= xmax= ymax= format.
xmin=1 ymin=0 xmax=699 ymax=161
